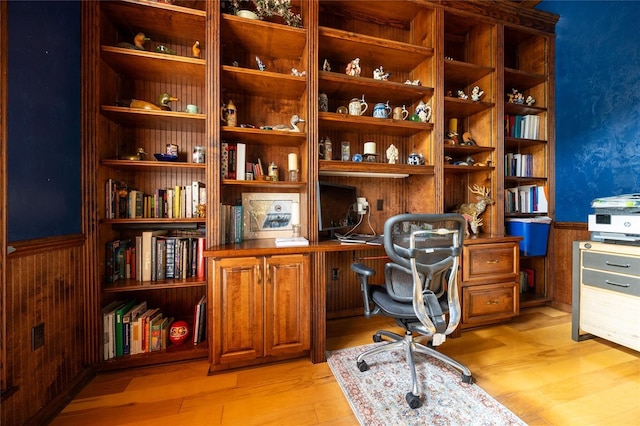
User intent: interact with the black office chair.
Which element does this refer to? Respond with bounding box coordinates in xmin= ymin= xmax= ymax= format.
xmin=351 ymin=213 xmax=472 ymax=409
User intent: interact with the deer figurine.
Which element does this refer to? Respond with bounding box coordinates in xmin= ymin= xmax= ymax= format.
xmin=458 ymin=185 xmax=494 ymax=234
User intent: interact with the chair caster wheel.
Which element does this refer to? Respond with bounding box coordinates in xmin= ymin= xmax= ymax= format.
xmin=357 ymin=360 xmax=369 ymax=372
xmin=462 ymin=374 xmax=473 ymax=384
xmin=406 ymin=392 xmax=422 ymax=409
xmin=373 ymin=334 xmax=382 ymax=342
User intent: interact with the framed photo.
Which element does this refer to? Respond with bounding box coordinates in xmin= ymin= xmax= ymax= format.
xmin=242 ymin=192 xmax=300 ymax=240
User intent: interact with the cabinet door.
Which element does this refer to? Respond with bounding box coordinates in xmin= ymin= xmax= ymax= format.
xmin=264 ymin=254 xmax=310 ymax=357
xmin=211 ymin=257 xmax=264 ymax=365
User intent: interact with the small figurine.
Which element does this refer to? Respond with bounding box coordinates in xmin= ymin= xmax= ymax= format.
xmin=471 ymin=85 xmax=484 ymax=102
xmin=373 ymin=66 xmax=390 ymax=81
xmin=256 ymin=56 xmax=266 ymax=71
xmin=155 ymin=45 xmax=176 ymax=55
xmin=129 ymin=92 xmax=179 ymax=111
xmin=508 ymin=88 xmax=524 ymax=104
xmin=461 ymin=132 xmax=476 ymax=146
xmin=322 ymin=59 xmax=331 ymax=72
xmin=404 ymin=79 xmax=422 ymax=86
xmin=386 ymin=144 xmax=399 ymax=164
xmin=192 ymin=40 xmax=201 ymax=58
xmin=345 ymin=58 xmax=361 ymax=77
xmin=525 ymin=95 xmax=536 ymax=106
xmin=116 ymin=32 xmax=150 ymax=50
xmin=291 ymin=68 xmax=306 ymax=76
xmin=457 ymin=89 xmax=468 ymax=100
xmin=415 ymin=101 xmax=432 ymax=123
xmin=261 ymin=115 xmax=306 ymax=132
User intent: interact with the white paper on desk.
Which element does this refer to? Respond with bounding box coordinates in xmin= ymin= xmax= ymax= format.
xmin=275 ymin=237 xmax=309 ymax=247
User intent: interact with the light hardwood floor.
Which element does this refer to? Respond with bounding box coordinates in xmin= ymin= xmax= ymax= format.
xmin=52 ymin=307 xmax=640 ymax=425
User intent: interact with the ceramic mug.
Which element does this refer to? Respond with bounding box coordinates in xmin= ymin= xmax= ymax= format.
xmin=373 ymin=102 xmax=391 ymax=118
xmin=393 ymin=106 xmax=409 ymax=120
xmin=186 ymin=104 xmax=199 ymax=114
xmin=348 ymin=96 xmax=368 ymax=116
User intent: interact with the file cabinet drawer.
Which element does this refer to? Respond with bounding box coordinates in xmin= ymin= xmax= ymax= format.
xmin=582 ymin=269 xmax=640 ymax=297
xmin=462 ymin=282 xmax=518 ymax=327
xmin=583 ymin=251 xmax=640 ymax=275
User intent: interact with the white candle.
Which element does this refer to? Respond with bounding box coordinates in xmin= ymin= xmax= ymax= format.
xmin=364 ymin=142 xmax=376 ymax=155
xmin=288 ymin=153 xmax=298 ymax=171
xmin=291 ymin=202 xmax=300 ymax=225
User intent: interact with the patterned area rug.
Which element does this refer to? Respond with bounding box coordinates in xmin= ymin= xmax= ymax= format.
xmin=327 ymin=343 xmax=526 ymax=426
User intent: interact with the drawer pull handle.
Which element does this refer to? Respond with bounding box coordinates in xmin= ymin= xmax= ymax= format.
xmin=486 ymin=300 xmax=499 ymax=305
xmin=605 ymin=279 xmax=630 ymax=288
xmin=605 ymin=261 xmax=630 ymax=268
xmin=486 ymin=260 xmax=498 ymax=264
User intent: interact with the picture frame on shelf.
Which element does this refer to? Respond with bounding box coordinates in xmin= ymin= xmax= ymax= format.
xmin=242 ymin=192 xmax=300 ymax=240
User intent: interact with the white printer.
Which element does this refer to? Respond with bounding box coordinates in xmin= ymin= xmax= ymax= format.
xmin=588 ymin=193 xmax=640 ymax=243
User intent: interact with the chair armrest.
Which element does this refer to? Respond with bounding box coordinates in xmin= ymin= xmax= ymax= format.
xmin=351 ymin=263 xmax=375 ymax=276
xmin=351 ymin=263 xmax=377 ymax=318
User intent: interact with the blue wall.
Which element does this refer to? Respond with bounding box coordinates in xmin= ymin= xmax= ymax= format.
xmin=537 ymin=1 xmax=640 ymax=222
xmin=8 ymin=1 xmax=81 ymax=241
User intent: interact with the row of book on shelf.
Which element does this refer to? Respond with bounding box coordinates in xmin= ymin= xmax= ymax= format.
xmin=219 ymin=203 xmax=243 ymax=244
xmin=221 ymin=141 xmax=269 ymax=181
xmin=505 ymin=114 xmax=540 ymax=139
xmin=106 ymin=231 xmax=206 ymax=283
xmin=505 ymin=185 xmax=548 ymax=214
xmin=106 ymin=179 xmax=206 ymax=219
xmin=505 ymin=153 xmax=533 ymax=177
xmin=101 ymin=296 xmax=206 ymax=361
xmin=519 ymin=268 xmax=535 ymax=294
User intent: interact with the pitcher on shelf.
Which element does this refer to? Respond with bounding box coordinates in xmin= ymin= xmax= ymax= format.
xmin=221 ymin=100 xmax=237 ymax=127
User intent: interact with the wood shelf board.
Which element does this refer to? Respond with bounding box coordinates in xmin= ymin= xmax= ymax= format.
xmin=319 ymin=1 xmax=426 ymax=30
xmin=445 ymin=97 xmax=494 ymax=118
xmin=504 ymin=102 xmax=546 ymax=116
xmin=101 ymin=47 xmax=205 ymax=85
xmin=505 ymin=137 xmax=547 ymax=150
xmin=444 ymin=164 xmax=495 ymax=173
xmin=504 ymin=67 xmax=546 ymax=91
xmin=221 ymin=66 xmax=307 ymax=100
xmin=101 ymin=0 xmax=205 ymax=45
xmin=221 ymin=127 xmax=307 ymax=146
xmin=102 ymin=277 xmax=206 ymax=292
xmin=98 ymin=345 xmax=208 ymax=371
xmin=445 ymin=60 xmax=494 ymax=88
xmin=221 ymin=14 xmax=307 ymax=61
xmin=319 ymin=27 xmax=434 ymax=72
xmin=101 ymin=159 xmax=206 ymax=171
xmin=319 ymin=160 xmax=434 ymax=176
xmin=444 ymin=145 xmax=495 ymax=155
xmin=319 ymin=71 xmax=434 ymax=105
xmin=101 ymin=106 xmax=206 ymax=132
xmin=103 ymin=218 xmax=205 ymax=225
xmin=318 ymin=112 xmax=432 ymax=136
xmin=222 ymin=180 xmax=307 ymax=189
xmin=504 ymin=176 xmax=548 ymax=184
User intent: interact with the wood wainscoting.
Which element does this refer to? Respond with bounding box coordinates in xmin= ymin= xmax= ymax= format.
xmin=549 ymin=222 xmax=589 ymax=312
xmin=2 ymin=235 xmax=93 ymax=426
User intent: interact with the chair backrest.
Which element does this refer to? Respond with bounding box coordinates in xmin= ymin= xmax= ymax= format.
xmin=382 ymin=213 xmax=466 ymax=336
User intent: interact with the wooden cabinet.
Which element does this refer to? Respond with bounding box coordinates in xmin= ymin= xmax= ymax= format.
xmin=461 ymin=238 xmax=520 ymax=328
xmin=85 ymin=0 xmax=558 ymax=369
xmin=502 ymin=24 xmax=555 ymax=307
xmin=209 ymin=254 xmax=310 ymax=373
xmin=91 ymin=0 xmax=210 ymax=369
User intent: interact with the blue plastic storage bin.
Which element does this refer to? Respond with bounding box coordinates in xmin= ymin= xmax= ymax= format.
xmin=506 ymin=219 xmax=550 ymax=256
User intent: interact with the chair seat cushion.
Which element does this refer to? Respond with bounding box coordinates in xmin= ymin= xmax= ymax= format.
xmin=371 ymin=286 xmax=449 ymax=319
